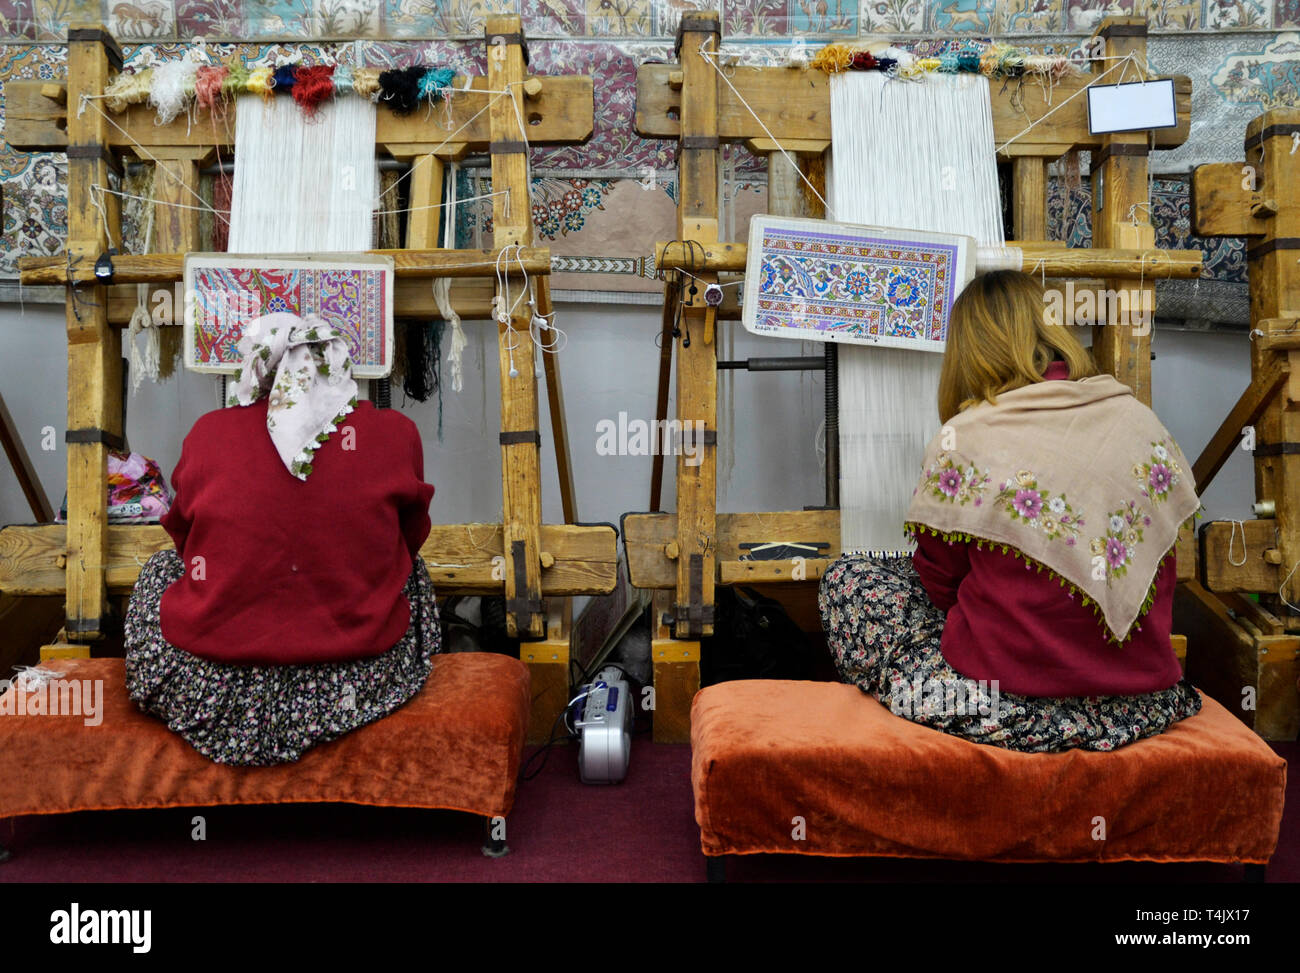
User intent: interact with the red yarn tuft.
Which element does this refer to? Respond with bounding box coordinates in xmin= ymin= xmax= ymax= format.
xmin=292 ymin=65 xmax=336 ymax=118
xmin=195 ymin=65 xmax=230 ymax=115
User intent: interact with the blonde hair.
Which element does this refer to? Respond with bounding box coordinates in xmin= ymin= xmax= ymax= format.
xmin=937 ymin=270 xmax=1098 ymax=423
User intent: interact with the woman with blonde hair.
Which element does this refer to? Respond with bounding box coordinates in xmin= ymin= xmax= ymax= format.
xmin=819 ymin=270 xmax=1202 ymax=752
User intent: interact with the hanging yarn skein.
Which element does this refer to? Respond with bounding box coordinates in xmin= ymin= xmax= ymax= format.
xmin=830 ymin=70 xmax=1005 ymax=557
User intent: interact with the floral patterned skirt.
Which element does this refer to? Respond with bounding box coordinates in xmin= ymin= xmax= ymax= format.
xmin=124 ymin=549 xmax=441 ymax=766
xmin=817 ymin=553 xmax=1202 ymax=753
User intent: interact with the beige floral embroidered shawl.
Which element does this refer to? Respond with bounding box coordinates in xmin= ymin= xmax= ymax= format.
xmin=903 ymin=374 xmax=1200 ymax=642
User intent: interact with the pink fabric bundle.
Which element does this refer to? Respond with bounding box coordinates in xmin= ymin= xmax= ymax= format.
xmin=56 ymin=450 xmax=173 ymax=523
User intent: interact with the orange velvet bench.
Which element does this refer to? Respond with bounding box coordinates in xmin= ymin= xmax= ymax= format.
xmin=0 ymin=653 xmax=530 ymax=863
xmin=691 ymin=680 xmax=1287 ymax=881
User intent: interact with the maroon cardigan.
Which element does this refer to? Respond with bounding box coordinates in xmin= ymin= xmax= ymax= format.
xmin=911 ymin=361 xmax=1183 ymax=698
xmin=159 ymin=399 xmax=434 ymax=665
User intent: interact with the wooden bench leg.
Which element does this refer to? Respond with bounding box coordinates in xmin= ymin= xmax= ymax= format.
xmin=706 ymin=855 xmax=727 ymax=883
xmin=1243 ymin=863 xmax=1266 ymax=883
xmin=481 ymin=816 xmax=510 ymax=859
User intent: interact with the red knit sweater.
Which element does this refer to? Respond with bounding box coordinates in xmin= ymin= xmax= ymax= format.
xmin=910 ymin=362 xmax=1183 ymax=698
xmin=159 ymin=399 xmax=434 ymax=665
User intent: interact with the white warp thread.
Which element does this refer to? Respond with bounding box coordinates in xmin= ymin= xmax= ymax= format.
xmin=228 ymin=94 xmax=377 ymax=253
xmin=830 ymin=71 xmax=1005 ymax=555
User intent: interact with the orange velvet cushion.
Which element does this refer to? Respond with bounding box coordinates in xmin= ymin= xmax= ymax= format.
xmin=692 ymin=681 xmax=1287 ymax=864
xmin=0 ymin=653 xmax=530 ymax=820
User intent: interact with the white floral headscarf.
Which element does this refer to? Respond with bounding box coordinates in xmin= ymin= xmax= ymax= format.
xmin=227 ymin=311 xmax=358 ymax=480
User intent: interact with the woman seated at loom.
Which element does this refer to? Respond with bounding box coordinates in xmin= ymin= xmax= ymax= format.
xmin=124 ymin=312 xmax=440 ymax=766
xmin=819 ymin=270 xmax=1202 ymax=753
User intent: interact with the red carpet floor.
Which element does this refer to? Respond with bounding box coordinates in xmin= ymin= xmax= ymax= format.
xmin=1 ymin=737 xmax=1295 ymax=883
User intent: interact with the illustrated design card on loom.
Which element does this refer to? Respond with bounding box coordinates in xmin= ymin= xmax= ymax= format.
xmin=743 ymin=216 xmax=977 ymax=352
xmin=183 ymin=253 xmax=395 ymax=378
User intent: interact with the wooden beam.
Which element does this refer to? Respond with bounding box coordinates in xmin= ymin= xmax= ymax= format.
xmin=1191 ymin=352 xmax=1289 ymax=491
xmin=1089 ymin=18 xmax=1155 ymax=405
xmin=3 ymin=75 xmax=594 ymax=153
xmin=1199 ymin=519 xmax=1280 ymax=593
xmin=1177 ymin=580 xmax=1300 ymax=740
xmin=488 ymin=15 xmax=545 ymax=639
xmin=62 ymin=25 xmax=121 ymax=644
xmin=535 ymin=275 xmax=577 ymax=524
xmin=20 ymin=247 xmax=554 ymax=286
xmin=1011 ymin=157 xmax=1048 ymax=241
xmin=0 ymin=390 xmax=54 ymax=523
xmin=653 ymin=241 xmax=1202 ymax=280
xmin=1191 ymin=162 xmax=1274 ymax=239
xmin=521 ymin=598 xmax=572 ymax=743
xmin=630 ymin=506 xmax=1187 ymax=590
xmin=1242 ymin=110 xmax=1300 ymax=612
xmin=101 ymin=278 xmax=499 ymax=326
xmin=0 ymin=522 xmax=618 ymax=598
xmin=648 ymin=279 xmax=678 ymax=512
xmin=671 ymin=10 xmax=721 ymax=640
xmin=635 ymin=62 xmax=1191 ymax=156
xmin=401 ymin=154 xmax=446 ymax=251
xmin=624 ymin=509 xmax=841 ymax=589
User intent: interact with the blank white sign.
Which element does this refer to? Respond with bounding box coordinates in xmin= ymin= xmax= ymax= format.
xmin=1087 ymin=79 xmax=1177 ymax=135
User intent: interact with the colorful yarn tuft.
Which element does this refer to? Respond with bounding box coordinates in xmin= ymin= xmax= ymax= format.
xmin=195 ymin=64 xmax=229 ymax=114
xmin=810 ymin=39 xmax=1080 ymax=83
xmin=112 ymin=54 xmax=455 ymax=122
xmin=272 ymin=65 xmax=299 ymax=91
xmin=333 ymin=64 xmax=355 ymax=96
xmin=105 ymin=67 xmax=153 ymax=113
xmin=418 ymin=66 xmax=456 ymax=103
xmin=352 ymin=67 xmax=382 ymax=100
xmin=246 ymin=66 xmax=275 ymax=98
xmin=292 ymin=64 xmax=336 ymax=116
xmin=149 ymin=58 xmax=199 ymax=124
xmin=378 ymin=65 xmax=426 ymax=115
xmin=222 ymin=62 xmax=250 ymax=100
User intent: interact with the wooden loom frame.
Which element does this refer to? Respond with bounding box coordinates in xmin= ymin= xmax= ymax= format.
xmin=626 ymin=13 xmax=1205 ymax=741
xmin=0 ymin=17 xmax=616 ymax=740
xmin=1181 ymin=107 xmax=1300 ymax=740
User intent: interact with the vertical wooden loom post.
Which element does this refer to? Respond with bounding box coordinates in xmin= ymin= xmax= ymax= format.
xmin=652 ymin=11 xmax=721 ymax=742
xmin=486 ymin=16 xmax=545 ymax=641
xmin=1011 ymin=157 xmax=1048 ymax=242
xmin=1244 ymin=110 xmax=1300 ymax=610
xmin=1089 ymin=18 xmax=1154 ymax=405
xmin=1180 ymin=107 xmax=1300 ymax=738
xmin=61 ymin=26 xmax=123 ymax=650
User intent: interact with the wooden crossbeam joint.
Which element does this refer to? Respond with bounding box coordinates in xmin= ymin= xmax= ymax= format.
xmin=485 ymin=28 xmax=530 ymax=65
xmin=506 ymin=539 xmax=544 ymax=638
xmin=67 ymin=26 xmax=122 ymax=71
xmin=675 ymin=10 xmax=720 ymax=54
xmin=499 ymin=430 xmax=541 ymax=446
xmin=665 ymin=553 xmax=715 ymax=638
xmin=66 ymin=427 xmax=124 ymax=449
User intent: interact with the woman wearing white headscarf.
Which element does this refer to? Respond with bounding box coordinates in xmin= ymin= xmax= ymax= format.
xmin=124 ymin=312 xmax=440 ymax=765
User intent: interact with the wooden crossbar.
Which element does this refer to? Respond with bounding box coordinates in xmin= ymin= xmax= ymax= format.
xmin=654 ymin=241 xmax=1204 ymax=280
xmin=0 ymin=523 xmax=617 ymax=598
xmin=19 ymin=248 xmax=554 ymax=286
